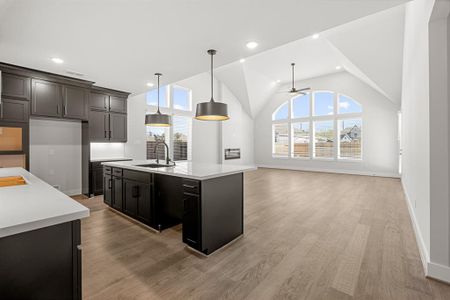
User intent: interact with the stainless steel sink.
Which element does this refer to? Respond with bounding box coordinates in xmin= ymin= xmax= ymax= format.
xmin=136 ymin=163 xmax=174 ymax=168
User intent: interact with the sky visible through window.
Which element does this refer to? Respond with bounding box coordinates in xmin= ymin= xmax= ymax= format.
xmin=339 ymin=95 xmax=362 ymax=114
xmin=146 ymin=85 xmax=168 ymax=107
xmin=314 ymin=92 xmax=334 ymax=116
xmin=172 ymin=86 xmax=190 ymax=111
xmin=292 ymin=94 xmax=309 ymax=118
xmin=273 ymin=102 xmax=288 ymax=120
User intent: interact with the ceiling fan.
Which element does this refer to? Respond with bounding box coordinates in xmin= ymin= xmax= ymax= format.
xmin=279 ymin=63 xmax=311 ymax=96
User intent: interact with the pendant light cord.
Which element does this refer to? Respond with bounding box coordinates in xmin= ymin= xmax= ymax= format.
xmin=156 ymin=73 xmax=161 ymax=114
xmin=210 ymin=51 xmax=214 ymax=102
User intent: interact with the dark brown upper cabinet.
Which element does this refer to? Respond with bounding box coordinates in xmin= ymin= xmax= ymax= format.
xmin=89 ymin=110 xmax=109 ymax=141
xmin=90 ymin=92 xmax=109 ymax=111
xmin=31 ymin=79 xmax=62 ymax=118
xmin=109 ymin=113 xmax=127 ymax=142
xmin=1 ymin=73 xmax=31 ymax=101
xmin=0 ymin=98 xmax=29 ymax=123
xmin=109 ymin=96 xmax=127 ymax=113
xmin=63 ymin=86 xmax=89 ymax=120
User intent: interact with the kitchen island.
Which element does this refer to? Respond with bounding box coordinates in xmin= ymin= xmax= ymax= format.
xmin=102 ymin=160 xmax=256 ymax=255
xmin=0 ymin=167 xmax=89 ymax=300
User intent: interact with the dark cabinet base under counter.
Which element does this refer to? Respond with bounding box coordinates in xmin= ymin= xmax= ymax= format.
xmin=102 ymin=161 xmax=255 ymax=255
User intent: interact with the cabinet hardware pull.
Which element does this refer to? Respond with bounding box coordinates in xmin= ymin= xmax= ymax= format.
xmin=109 ymin=130 xmax=112 ymax=139
xmin=183 ymin=184 xmax=196 ymax=189
xmin=56 ymin=105 xmax=59 ymax=114
xmin=108 ymin=179 xmax=112 ymax=189
xmin=0 ymin=103 xmax=3 ymax=119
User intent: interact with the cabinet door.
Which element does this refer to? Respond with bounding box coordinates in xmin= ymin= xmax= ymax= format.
xmin=103 ymin=173 xmax=112 ymax=206
xmin=90 ymin=92 xmax=109 ymax=111
xmin=89 ymin=110 xmax=109 ymax=141
xmin=112 ymin=176 xmax=123 ymax=211
xmin=63 ymin=86 xmax=89 ymax=120
xmin=31 ymin=79 xmax=62 ymax=117
xmin=0 ymin=99 xmax=29 ymax=122
xmin=109 ymin=113 xmax=127 ymax=142
xmin=136 ymin=183 xmax=152 ymax=225
xmin=109 ymin=96 xmax=127 ymax=113
xmin=123 ymin=179 xmax=138 ymax=217
xmin=1 ymin=73 xmax=31 ymax=100
xmin=92 ymin=167 xmax=104 ymax=195
xmin=182 ymin=193 xmax=201 ymax=248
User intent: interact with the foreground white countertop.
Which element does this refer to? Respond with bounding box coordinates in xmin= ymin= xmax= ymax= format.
xmin=0 ymin=168 xmax=89 ymax=238
xmin=102 ymin=160 xmax=257 ymax=180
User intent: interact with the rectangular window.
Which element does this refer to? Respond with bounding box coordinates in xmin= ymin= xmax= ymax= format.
xmin=172 ymin=116 xmax=191 ymax=161
xmin=146 ymin=126 xmax=169 ymax=160
xmin=292 ymin=122 xmax=309 ymax=158
xmin=338 ymin=118 xmax=362 ymax=159
xmin=314 ymin=120 xmax=334 ymax=158
xmin=273 ymin=123 xmax=289 ymax=156
xmin=172 ymin=85 xmax=191 ymax=111
xmin=146 ymin=85 xmax=169 ymax=107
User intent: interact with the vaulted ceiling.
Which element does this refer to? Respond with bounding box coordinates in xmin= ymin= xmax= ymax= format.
xmin=0 ymin=0 xmax=408 ymax=96
xmin=214 ymin=4 xmax=406 ymax=117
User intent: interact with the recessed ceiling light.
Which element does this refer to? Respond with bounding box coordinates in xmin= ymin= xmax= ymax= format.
xmin=246 ymin=41 xmax=258 ymax=49
xmin=146 ymin=82 xmax=154 ymax=87
xmin=312 ymin=33 xmax=320 ymax=39
xmin=335 ymin=65 xmax=342 ymax=70
xmin=51 ymin=57 xmax=64 ymax=64
xmin=239 ymin=58 xmax=246 ymax=63
xmin=276 ymin=79 xmax=281 ymax=83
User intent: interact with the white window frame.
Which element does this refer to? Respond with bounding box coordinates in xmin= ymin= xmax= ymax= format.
xmin=271 ymin=91 xmax=363 ymax=161
xmin=146 ymin=84 xmax=193 ymax=161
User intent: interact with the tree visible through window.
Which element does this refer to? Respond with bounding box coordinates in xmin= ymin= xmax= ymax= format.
xmin=271 ymin=91 xmax=363 ymax=160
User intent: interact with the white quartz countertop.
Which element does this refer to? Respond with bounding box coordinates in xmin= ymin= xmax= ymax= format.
xmin=90 ymin=157 xmax=132 ymax=162
xmin=0 ymin=168 xmax=89 ymax=238
xmin=102 ymin=160 xmax=257 ymax=180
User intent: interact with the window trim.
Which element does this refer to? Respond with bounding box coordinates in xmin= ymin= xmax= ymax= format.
xmin=271 ymin=90 xmax=363 ymax=161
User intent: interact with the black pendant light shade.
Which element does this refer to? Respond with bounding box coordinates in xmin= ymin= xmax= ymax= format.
xmin=195 ymin=49 xmax=229 ymax=121
xmin=145 ymin=73 xmax=171 ymax=127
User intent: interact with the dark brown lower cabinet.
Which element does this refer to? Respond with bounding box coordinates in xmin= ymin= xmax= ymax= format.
xmin=182 ymin=193 xmax=201 ymax=249
xmin=112 ymin=176 xmax=123 ymax=210
xmin=103 ymin=172 xmax=112 ymax=206
xmin=123 ymin=179 xmax=153 ymax=226
xmin=0 ymin=220 xmax=82 ymax=300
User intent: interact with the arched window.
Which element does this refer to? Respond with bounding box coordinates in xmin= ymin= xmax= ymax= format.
xmin=272 ymin=91 xmax=362 ymax=160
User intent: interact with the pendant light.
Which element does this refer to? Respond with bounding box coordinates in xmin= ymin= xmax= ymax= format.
xmin=145 ymin=73 xmax=171 ymax=127
xmin=195 ymin=49 xmax=229 ymax=121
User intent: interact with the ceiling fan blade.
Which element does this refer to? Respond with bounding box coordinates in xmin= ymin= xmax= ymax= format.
xmin=297 ymin=87 xmax=311 ymax=92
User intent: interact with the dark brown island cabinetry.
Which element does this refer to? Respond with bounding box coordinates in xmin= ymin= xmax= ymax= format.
xmin=103 ymin=167 xmax=244 ymax=255
xmin=89 ymin=87 xmax=128 ymax=142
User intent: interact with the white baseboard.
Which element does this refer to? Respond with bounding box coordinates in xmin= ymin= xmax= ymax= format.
xmin=401 ymin=180 xmax=430 ymax=274
xmin=427 ymin=262 xmax=450 ymax=283
xmin=256 ymin=164 xmax=400 ymax=178
xmin=63 ymin=188 xmax=82 ymax=196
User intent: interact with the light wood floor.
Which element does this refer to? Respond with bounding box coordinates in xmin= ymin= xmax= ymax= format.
xmin=75 ymin=168 xmax=450 ymax=300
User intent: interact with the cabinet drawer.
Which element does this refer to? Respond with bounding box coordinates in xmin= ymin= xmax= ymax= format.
xmin=123 ymin=169 xmax=152 ymax=183
xmin=104 ymin=166 xmax=112 ymax=174
xmin=112 ymin=168 xmax=123 ymax=177
xmin=182 ymin=179 xmax=200 ymax=195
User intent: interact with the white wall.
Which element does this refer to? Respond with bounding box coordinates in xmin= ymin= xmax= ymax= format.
xmin=254 ymin=71 xmax=399 ymax=177
xmin=125 ymin=92 xmax=147 ymax=160
xmin=400 ymin=0 xmax=434 ymax=268
xmin=30 ymin=118 xmax=81 ymax=195
xmin=90 ymin=142 xmax=126 ymax=160
xmin=125 ymin=72 xmax=254 ymax=165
